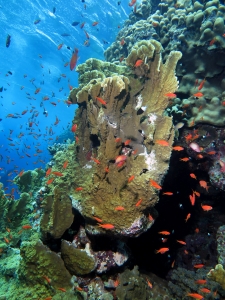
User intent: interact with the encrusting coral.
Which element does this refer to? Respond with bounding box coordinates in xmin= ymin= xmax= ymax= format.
xmin=207 ymin=264 xmax=225 ymax=290
xmin=50 ymin=39 xmax=182 ymax=237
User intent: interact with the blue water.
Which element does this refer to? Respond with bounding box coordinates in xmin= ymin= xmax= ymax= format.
xmin=0 ymin=0 xmax=130 ymax=192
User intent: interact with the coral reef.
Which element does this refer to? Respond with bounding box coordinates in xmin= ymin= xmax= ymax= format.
xmin=105 ymin=0 xmax=225 ymax=127
xmin=56 ymin=39 xmax=182 ymax=237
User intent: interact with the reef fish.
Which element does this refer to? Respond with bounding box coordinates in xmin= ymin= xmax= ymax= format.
xmin=155 ymin=247 xmax=169 ymax=254
xmin=155 ymin=140 xmax=169 ymax=146
xmin=186 ymin=293 xmax=204 ymax=299
xmin=6 ymin=34 xmax=11 ymax=47
xmin=149 ymin=179 xmax=162 ymax=190
xmin=201 ymin=204 xmax=212 ymax=211
xmin=96 ymin=96 xmax=107 ymax=106
xmin=70 ymin=48 xmax=79 ymax=71
xmin=98 ymin=223 xmax=115 ymax=230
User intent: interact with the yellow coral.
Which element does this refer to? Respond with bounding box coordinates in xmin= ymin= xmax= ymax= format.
xmin=127 ymin=39 xmax=182 ymax=115
xmin=207 ymin=264 xmax=225 ymax=289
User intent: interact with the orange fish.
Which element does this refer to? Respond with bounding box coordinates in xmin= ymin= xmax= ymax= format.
xmin=115 ymin=137 xmax=122 ymax=143
xmin=57 ymin=43 xmax=63 ymax=50
xmin=22 ymin=225 xmax=32 ymax=229
xmin=146 ymin=278 xmax=152 ymax=289
xmin=75 ymin=187 xmax=83 ymax=191
xmin=150 ymin=179 xmax=162 ymax=190
xmin=190 ymin=173 xmax=197 ymax=179
xmin=193 ymin=190 xmax=200 ymax=197
xmin=176 ymin=240 xmax=186 ymax=245
xmin=34 ymin=87 xmax=41 ymax=94
xmin=43 ymin=275 xmax=51 ymax=284
xmin=200 ymin=288 xmax=211 ymax=293
xmin=80 ymin=22 xmax=85 ymax=28
xmin=58 ymin=287 xmax=66 ymax=292
xmin=207 ymin=151 xmax=216 ymax=155
xmin=19 ymin=170 xmax=24 ymax=177
xmin=199 ymin=180 xmax=209 ymax=191
xmin=193 ymin=92 xmax=203 ymax=98
xmin=185 ymin=213 xmax=191 ymax=222
xmin=155 ymin=139 xmax=169 ymax=146
xmin=124 ymin=139 xmax=131 ymax=146
xmin=148 ymin=214 xmax=154 ymax=222
xmin=180 ymin=157 xmax=189 ymax=162
xmin=172 ymin=146 xmax=184 ymax=151
xmin=158 ymin=231 xmax=170 ymax=235
xmin=46 ymin=178 xmax=54 ymax=185
xmin=128 ymin=175 xmax=135 ymax=183
xmin=98 ymin=223 xmax=115 ymax=230
xmin=198 ymin=78 xmax=206 ymax=90
xmin=194 ymin=264 xmax=204 ymax=269
xmin=96 ymin=96 xmax=107 ymax=106
xmin=135 ymin=199 xmax=142 ymax=207
xmin=52 ymin=171 xmax=63 ymax=176
xmin=46 ymin=168 xmax=52 ymax=177
xmin=4 ymin=237 xmax=9 ymax=244
xmin=189 ymin=193 xmax=195 ymax=206
xmin=71 ymin=123 xmax=77 ymax=133
xmin=115 ymin=155 xmax=127 ymax=164
xmin=93 ymin=216 xmax=103 ymax=223
xmin=165 ymin=93 xmax=176 ymax=98
xmin=186 ymin=293 xmax=204 ymax=299
xmin=91 ymin=157 xmax=101 ymax=164
xmin=155 ymin=247 xmax=169 ymax=254
xmin=70 ymin=48 xmax=79 ymax=71
xmin=195 ymin=228 xmax=200 ymax=233
xmin=195 ymin=279 xmax=207 ymax=284
xmin=134 ymin=59 xmax=143 ymax=67
xmin=115 ymin=206 xmax=125 ymax=211
xmin=63 ymin=161 xmax=68 ymax=169
xmin=162 ymin=192 xmax=173 ymax=196
xmin=201 ymin=203 xmax=212 ymax=211
xmin=92 ymin=21 xmax=99 ymax=26
xmin=128 ymin=0 xmax=136 ymax=6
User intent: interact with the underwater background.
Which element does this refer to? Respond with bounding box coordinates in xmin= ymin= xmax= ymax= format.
xmin=1 ymin=0 xmax=225 ymax=299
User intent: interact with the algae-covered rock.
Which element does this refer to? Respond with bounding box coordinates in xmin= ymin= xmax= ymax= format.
xmin=116 ymin=266 xmax=151 ymax=300
xmin=14 ymin=168 xmax=45 ymax=193
xmin=207 ymin=264 xmax=225 ymax=289
xmin=40 ymin=186 xmax=74 ymax=240
xmin=18 ymin=239 xmax=72 ymax=290
xmin=7 ymin=192 xmax=32 ymax=222
xmin=61 ymin=240 xmax=97 ymax=275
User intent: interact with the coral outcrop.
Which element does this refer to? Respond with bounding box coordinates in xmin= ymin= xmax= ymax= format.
xmin=14 ymin=168 xmax=45 ymax=193
xmin=208 ymin=264 xmax=225 ymax=290
xmin=61 ymin=240 xmax=97 ymax=275
xmin=51 ymin=39 xmax=182 ymax=237
xmin=18 ymin=240 xmax=73 ymax=296
xmin=40 ymin=186 xmax=74 ymax=240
